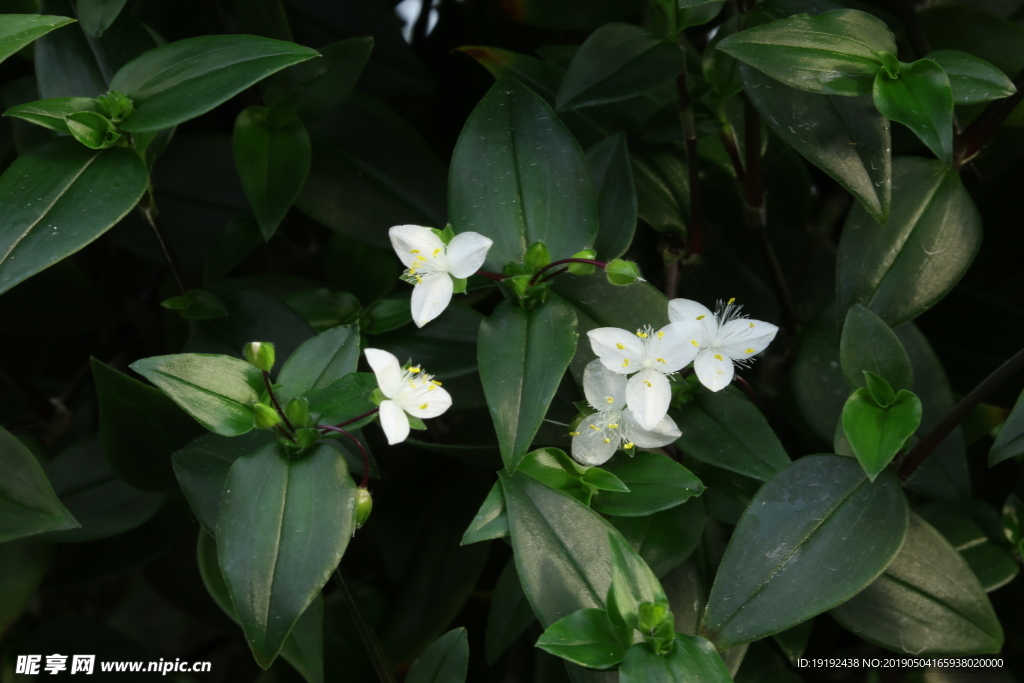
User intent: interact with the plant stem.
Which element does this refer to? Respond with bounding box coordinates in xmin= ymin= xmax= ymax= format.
xmin=528 ymin=258 xmax=607 ymax=286
xmin=338 ymin=407 xmax=380 ymax=428
xmin=262 ymin=370 xmax=296 ymax=435
xmin=319 ymin=424 xmax=372 ymax=488
xmin=676 ymin=38 xmax=704 ymax=259
xmin=138 ymin=192 xmax=188 ymax=297
xmin=333 ymin=570 xmax=397 ymax=683
xmin=898 ymin=344 xmax=1024 ymax=482
xmin=539 ymin=266 xmax=569 ymax=284
xmin=954 ymin=67 xmax=1024 ymax=167
xmin=475 ymin=270 xmax=508 ymax=283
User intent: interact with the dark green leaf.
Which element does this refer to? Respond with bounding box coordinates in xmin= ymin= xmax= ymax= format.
xmin=592 ymin=451 xmax=703 ymax=517
xmin=0 ymin=540 xmax=53 ymax=632
xmin=233 ymin=106 xmax=311 ymax=240
xmin=486 ymin=559 xmax=536 ymax=665
xmin=961 ymin=542 xmax=1019 ymax=593
xmin=0 ymin=14 xmax=74 ymax=64
xmin=285 ymin=289 xmax=360 ymax=332
xmin=536 ymin=609 xmax=626 ymax=670
xmin=263 ymin=37 xmax=373 ymax=122
xmin=277 ymin=324 xmax=361 ymax=399
xmin=303 ymin=373 xmax=377 ymax=427
xmin=842 ymin=387 xmax=922 ymax=481
xmin=837 ymin=156 xmax=981 ymax=328
xmin=462 ymin=481 xmax=509 ymax=546
xmin=0 ymin=139 xmax=147 ymax=296
xmin=741 ymin=66 xmax=891 ymax=224
xmin=519 ymin=447 xmax=593 ymax=504
xmin=501 ymin=0 xmax=645 ymax=31
xmin=619 ymin=634 xmax=732 ymax=683
xmin=450 ymin=78 xmax=599 ymax=269
xmin=407 ymin=628 xmax=469 ymax=683
xmin=110 ymin=35 xmax=319 ymax=132
xmin=610 ymin=497 xmax=705 ymax=579
xmin=702 ymin=455 xmax=909 ymax=649
xmin=0 ymin=426 xmax=78 ymax=543
xmin=672 ymin=385 xmax=790 ymax=481
xmin=873 ymin=59 xmax=954 ymax=166
xmin=582 ymin=467 xmax=630 ymax=493
xmin=606 ymin=529 xmax=668 ymax=631
xmin=479 ymin=296 xmax=578 ymax=470
xmin=93 ymin=358 xmax=206 ymax=492
xmin=78 ymin=0 xmax=127 ymax=37
xmin=129 ymin=353 xmax=266 ymax=437
xmin=928 ymin=49 xmax=1016 ymax=105
xmin=217 ymin=443 xmax=356 ymax=667
xmin=831 ymin=514 xmax=1003 ymax=654
xmin=3 ymin=96 xmax=97 ymax=133
xmin=557 ymin=23 xmax=682 ymax=111
xmin=631 ymin=143 xmax=688 ymax=235
xmin=771 ymin=620 xmax=813 ymax=665
xmin=990 ymin=388 xmax=1024 ymax=466
xmin=586 ymin=133 xmax=637 ymax=261
xmin=717 ymin=9 xmax=895 ymax=96
xmin=840 ymin=304 xmax=913 ymax=391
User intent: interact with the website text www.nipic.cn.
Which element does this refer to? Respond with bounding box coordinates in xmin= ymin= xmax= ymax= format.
xmin=15 ymin=655 xmax=212 ymax=676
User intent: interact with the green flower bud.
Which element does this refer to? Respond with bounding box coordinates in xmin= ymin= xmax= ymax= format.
xmin=637 ymin=601 xmax=669 ymax=634
xmin=295 ymin=427 xmax=320 ymax=450
xmin=605 ymin=258 xmax=643 ymax=286
xmin=524 ymin=241 xmax=552 ymax=270
xmin=95 ymin=90 xmax=134 ymax=124
xmin=355 ymin=487 xmax=373 ymax=528
xmin=286 ymin=397 xmax=311 ymax=428
xmin=244 ymin=341 xmax=276 ymax=372
xmin=65 ymin=111 xmax=121 ymax=150
xmin=253 ymin=402 xmax=282 ymax=429
xmin=431 ymin=224 xmax=456 ymax=245
xmin=568 ymin=249 xmax=597 ymax=275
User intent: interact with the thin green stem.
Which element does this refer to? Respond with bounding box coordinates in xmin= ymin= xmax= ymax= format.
xmin=262 ymin=370 xmax=296 ymax=435
xmin=138 ymin=191 xmax=188 ymax=297
xmin=333 ymin=570 xmax=397 ymax=683
xmin=676 ymin=38 xmax=703 ymax=260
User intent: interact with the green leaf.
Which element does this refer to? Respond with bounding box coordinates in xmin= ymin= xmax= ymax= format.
xmin=556 ymin=23 xmax=683 ymax=111
xmin=486 ymin=559 xmax=536 ymax=665
xmin=536 ymin=609 xmax=626 ymax=670
xmin=129 ymin=353 xmax=266 ymax=437
xmin=78 ymin=0 xmax=127 ymax=37
xmin=233 ymin=106 xmax=311 ymax=240
xmin=842 ymin=387 xmax=922 ymax=481
xmin=989 ymin=388 xmax=1024 ymax=466
xmin=262 ymin=37 xmax=374 ymax=122
xmin=619 ymin=634 xmax=732 ymax=683
xmin=64 ymin=110 xmax=120 ymax=149
xmin=831 ymin=514 xmax=1003 ymax=654
xmin=631 ymin=143 xmax=688 ymax=235
xmin=919 ymin=6 xmax=1024 ymax=97
xmin=840 ymin=304 xmax=913 ymax=391
xmin=740 ymin=65 xmax=891 ymax=224
xmin=0 ymin=540 xmax=53 ymax=633
xmin=449 ymin=78 xmax=599 ymax=270
xmin=479 ymin=297 xmax=579 ymax=470
xmin=501 ymin=0 xmax=645 ymax=31
xmin=582 ymin=467 xmax=630 ymax=493
xmin=610 ymin=498 xmax=705 ymax=579
xmin=3 ymin=96 xmax=97 ymax=134
xmin=0 ymin=138 xmax=147 ymax=296
xmin=461 ymin=481 xmax=509 ymax=546
xmin=92 ymin=358 xmax=206 ymax=492
xmin=961 ymin=541 xmax=1019 ymax=593
xmin=277 ymin=324 xmax=361 ymax=399
xmin=406 ymin=628 xmax=469 ymax=683
xmin=519 ymin=447 xmax=593 ymax=504
xmin=606 ymin=530 xmax=668 ymax=631
xmin=872 ymin=59 xmax=954 ymax=167
xmin=0 ymin=426 xmax=78 ymax=543
xmin=110 ymin=35 xmax=320 ymax=132
xmin=0 ymin=14 xmax=75 ymax=64
xmin=863 ymin=371 xmax=896 ymax=408
xmin=837 ymin=156 xmax=982 ymax=328
xmin=717 ymin=9 xmax=896 ymax=96
xmin=592 ymin=452 xmax=703 ymax=517
xmin=217 ymin=442 xmax=356 ymax=668
xmin=701 ymin=455 xmax=909 ymax=649
xmin=303 ymin=373 xmax=377 ymax=428
xmin=196 ymin=530 xmax=325 ymax=683
xmin=586 ymin=133 xmax=637 ymax=261
xmin=927 ymin=49 xmax=1016 ymax=105
xmin=671 ymin=385 xmax=791 ymax=482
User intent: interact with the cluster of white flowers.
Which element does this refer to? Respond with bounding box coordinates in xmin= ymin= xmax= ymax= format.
xmin=574 ymin=297 xmax=776 ymax=465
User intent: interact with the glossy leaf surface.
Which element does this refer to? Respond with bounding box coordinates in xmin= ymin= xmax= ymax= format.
xmin=407 ymin=628 xmax=469 ymax=683
xmin=990 ymin=388 xmax=1024 ymax=466
xmin=592 ymin=451 xmax=704 ymax=517
xmin=873 ymin=60 xmax=954 ymax=167
xmin=536 ymin=609 xmax=625 ymax=669
xmin=928 ymin=49 xmax=1016 ymax=105
xmin=587 ymin=133 xmax=637 ymax=261
xmin=839 ymin=304 xmax=913 ymax=391
xmin=0 ymin=426 xmax=78 ymax=543
xmin=619 ymin=634 xmax=732 ymax=683
xmin=0 ymin=14 xmax=75 ymax=63
xmin=842 ymin=387 xmax=922 ymax=481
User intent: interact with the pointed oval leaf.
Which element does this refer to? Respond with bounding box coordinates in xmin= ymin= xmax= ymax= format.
xmin=406 ymin=628 xmax=469 ymax=683
xmin=129 ymin=354 xmax=266 ymax=437
xmin=479 ymin=296 xmax=579 ymax=470
xmin=3 ymin=97 xmax=98 ymax=134
xmin=486 ymin=559 xmax=536 ymax=664
xmin=842 ymin=388 xmax=922 ymax=481
xmin=990 ymin=388 xmax=1024 ymax=466
xmin=450 ymin=78 xmax=599 ymax=270
xmin=0 ymin=139 xmax=147 ymax=296
xmin=277 ymin=324 xmax=361 ymax=399
xmin=0 ymin=14 xmax=75 ymax=64
xmin=619 ymin=634 xmax=732 ymax=683
xmin=741 ymin=66 xmax=891 ymax=224
xmin=927 ymin=49 xmax=1016 ymax=105
xmin=831 ymin=514 xmax=1003 ymax=654
xmin=536 ymin=609 xmax=626 ymax=670
xmin=610 ymin=498 xmax=705 ymax=579
xmin=701 ymin=455 xmax=909 ymax=649
xmin=78 ymin=0 xmax=128 ymax=37
xmin=840 ymin=304 xmax=913 ymax=391
xmin=873 ymin=60 xmax=954 ymax=167
xmin=217 ymin=443 xmax=356 ymax=668
xmin=0 ymin=426 xmax=78 ymax=543
xmin=462 ymin=482 xmax=509 ymax=546
xmin=587 ymin=133 xmax=637 ymax=261
xmin=837 ymin=156 xmax=981 ymax=328
xmin=110 ymin=35 xmax=320 ymax=132
xmin=592 ymin=451 xmax=704 ymax=517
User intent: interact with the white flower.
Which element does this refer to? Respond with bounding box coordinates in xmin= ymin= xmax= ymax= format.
xmin=571 ymin=361 xmax=681 ymax=466
xmin=364 ymin=348 xmax=452 ymax=445
xmin=390 ymin=224 xmax=493 ymax=328
xmin=586 ymin=322 xmax=696 ymax=431
xmin=667 ymin=298 xmax=778 ymax=392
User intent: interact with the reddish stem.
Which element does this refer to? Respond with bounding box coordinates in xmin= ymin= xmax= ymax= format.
xmin=319 ymin=425 xmax=372 ymax=488
xmin=733 ymin=375 xmax=756 ymax=403
xmin=475 ymin=270 xmax=508 ymax=282
xmin=529 ymin=258 xmax=607 ymax=286
xmin=338 ymin=407 xmax=380 ymax=428
xmin=539 ymin=266 xmax=569 ymax=284
xmin=262 ymin=370 xmax=296 ymax=434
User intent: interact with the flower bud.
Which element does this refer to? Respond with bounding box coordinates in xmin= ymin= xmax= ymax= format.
xmin=65 ymin=111 xmax=121 ymax=150
xmin=568 ymin=249 xmax=597 ymax=275
xmin=525 ymin=241 xmax=552 ymax=270
xmin=295 ymin=427 xmax=320 ymax=450
xmin=355 ymin=487 xmax=373 ymax=529
xmin=253 ymin=402 xmax=282 ymax=429
xmin=95 ymin=90 xmax=134 ymax=124
xmin=244 ymin=341 xmax=276 ymax=372
xmin=285 ymin=397 xmax=311 ymax=428
xmin=605 ymin=258 xmax=643 ymax=286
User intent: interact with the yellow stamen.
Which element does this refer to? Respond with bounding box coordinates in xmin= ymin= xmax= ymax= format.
xmin=644 ymin=380 xmax=652 ymax=387
xmin=745 ymin=348 xmax=754 ymax=354
xmin=728 ymin=297 xmax=736 ymax=304
xmin=433 ymin=248 xmax=442 ymax=257
xmin=410 ymin=249 xmax=420 ymax=254
xmin=415 ymin=276 xmax=423 ymax=284
xmin=419 ymin=403 xmax=428 ymax=410
xmin=603 ymin=438 xmax=611 ymax=444
xmin=714 ymin=354 xmax=724 ymax=361
xmin=606 ymin=397 xmax=614 ymax=404
xmin=657 ymin=330 xmax=664 ymax=339
xmin=410 ymin=367 xmax=421 ymax=373
xmin=589 ymin=425 xmax=600 ymax=431
xmin=428 ymin=385 xmax=436 ymax=391
xmin=622 ymin=359 xmax=630 ymax=368
xmin=636 ymin=331 xmax=648 ymax=338
xmin=690 ymin=340 xmax=699 ymax=347
xmin=417 ymin=256 xmax=427 ymax=261
xmin=609 ymin=424 xmax=618 ymax=429
xmin=749 ymin=322 xmax=755 ymax=328
xmin=616 ymin=343 xmax=625 ymax=350
xmin=431 ymin=379 xmax=442 ymax=386
xmin=696 ymin=315 xmax=705 ymax=320
xmin=623 ymin=442 xmax=635 ymax=449
xmin=657 ymin=358 xmax=666 ymax=364
xmin=569 ymin=431 xmax=581 ymax=436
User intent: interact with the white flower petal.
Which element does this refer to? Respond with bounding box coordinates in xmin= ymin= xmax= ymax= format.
xmin=389 ymin=225 xmax=445 ymax=269
xmin=398 ymin=385 xmax=452 ymax=419
xmin=694 ymin=348 xmax=734 ymax=392
xmin=445 ymin=231 xmax=493 ymax=278
xmin=667 ymin=299 xmax=714 ymax=325
xmin=379 ymin=399 xmax=410 ymax=445
xmin=587 ymin=327 xmax=645 ymax=374
xmin=621 ymin=409 xmax=681 ymax=448
xmin=583 ymin=360 xmax=627 ymax=411
xmin=625 ymin=368 xmax=672 ymax=430
xmin=411 ymin=272 xmax=454 ymax=328
xmin=718 ymin=318 xmax=779 ymax=359
xmin=571 ymin=413 xmax=619 ymax=466
xmin=647 ymin=322 xmax=701 ymax=372
xmin=364 ymin=348 xmax=403 ymax=398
